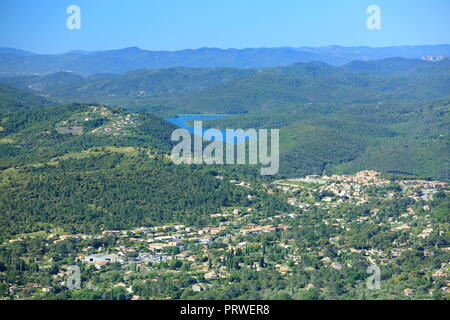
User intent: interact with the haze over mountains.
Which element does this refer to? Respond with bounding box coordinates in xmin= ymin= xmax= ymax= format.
xmin=1 ymin=56 xmax=449 ymax=113
xmin=1 ymin=54 xmax=449 ymax=181
xmin=1 ymin=44 xmax=450 ymax=76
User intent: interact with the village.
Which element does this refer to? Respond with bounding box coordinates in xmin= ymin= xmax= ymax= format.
xmin=3 ymin=170 xmax=449 ymax=300
xmin=55 ymin=105 xmax=142 ymax=136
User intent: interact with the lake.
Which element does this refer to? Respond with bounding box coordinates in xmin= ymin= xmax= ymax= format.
xmin=165 ymin=114 xmax=257 ymax=144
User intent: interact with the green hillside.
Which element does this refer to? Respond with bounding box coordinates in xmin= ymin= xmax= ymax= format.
xmin=3 ymin=58 xmax=449 ymax=115
xmin=0 ymin=84 xmax=53 ymax=111
xmin=1 ymin=58 xmax=449 ymax=180
xmin=0 ymin=92 xmax=294 ymax=240
xmin=0 ymin=54 xmax=448 ymax=302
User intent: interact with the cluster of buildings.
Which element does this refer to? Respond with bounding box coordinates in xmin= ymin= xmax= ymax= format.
xmin=55 ymin=105 xmax=141 ymax=137
xmin=275 ymin=171 xmax=448 ymax=210
xmin=4 ymin=170 xmax=448 ymax=299
xmin=68 ymin=212 xmax=290 ymax=275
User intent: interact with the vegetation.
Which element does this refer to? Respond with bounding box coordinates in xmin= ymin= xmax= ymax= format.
xmin=0 ymin=58 xmax=448 ymax=301
xmin=2 ymin=58 xmax=448 ymax=180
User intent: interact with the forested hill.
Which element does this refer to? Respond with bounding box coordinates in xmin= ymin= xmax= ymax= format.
xmin=0 ymin=84 xmax=53 ymax=111
xmin=0 ymin=89 xmax=290 ymax=240
xmin=0 ymin=58 xmax=449 ymax=181
xmin=1 ymin=57 xmax=449 ymax=115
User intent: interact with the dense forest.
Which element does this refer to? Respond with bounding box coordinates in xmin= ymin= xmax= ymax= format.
xmin=0 ymin=59 xmax=448 ymax=301
xmin=1 ymin=58 xmax=448 ymax=180
xmin=0 ymin=89 xmax=290 ymax=240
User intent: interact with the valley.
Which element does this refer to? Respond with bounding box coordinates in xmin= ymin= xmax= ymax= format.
xmin=0 ymin=52 xmax=448 ymax=301
xmin=1 ymin=56 xmax=449 ymax=180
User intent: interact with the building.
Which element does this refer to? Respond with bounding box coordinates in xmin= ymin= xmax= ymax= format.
xmin=84 ymin=253 xmax=121 ymax=264
xmin=192 ymin=284 xmax=204 ymax=292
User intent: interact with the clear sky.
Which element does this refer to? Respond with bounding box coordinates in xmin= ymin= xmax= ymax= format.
xmin=0 ymin=0 xmax=449 ymax=54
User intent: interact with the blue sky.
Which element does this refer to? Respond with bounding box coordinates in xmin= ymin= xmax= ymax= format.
xmin=0 ymin=0 xmax=449 ymax=54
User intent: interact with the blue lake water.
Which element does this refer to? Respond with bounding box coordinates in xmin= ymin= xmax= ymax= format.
xmin=165 ymin=114 xmax=257 ymax=144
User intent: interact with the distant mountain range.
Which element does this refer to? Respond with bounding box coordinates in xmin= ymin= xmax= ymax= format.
xmin=2 ymin=57 xmax=448 ymax=113
xmin=1 ymin=56 xmax=448 ymax=180
xmin=1 ymin=44 xmax=450 ymax=76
